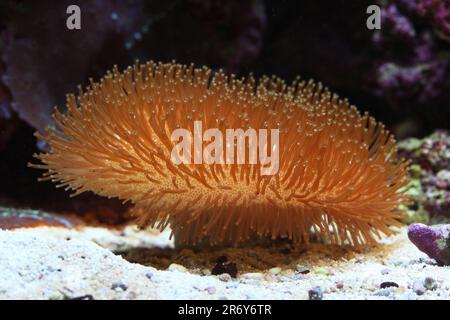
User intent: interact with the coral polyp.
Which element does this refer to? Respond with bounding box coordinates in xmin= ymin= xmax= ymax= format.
xmin=30 ymin=61 xmax=410 ymax=246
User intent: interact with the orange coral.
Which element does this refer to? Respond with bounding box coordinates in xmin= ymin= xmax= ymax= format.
xmin=30 ymin=61 xmax=410 ymax=246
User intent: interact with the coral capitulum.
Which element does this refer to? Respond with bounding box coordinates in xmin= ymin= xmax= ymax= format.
xmin=30 ymin=61 xmax=410 ymax=247
xmin=171 ymin=120 xmax=279 ymax=175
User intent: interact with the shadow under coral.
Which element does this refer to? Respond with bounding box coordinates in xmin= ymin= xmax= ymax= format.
xmin=119 ymin=236 xmax=388 ymax=274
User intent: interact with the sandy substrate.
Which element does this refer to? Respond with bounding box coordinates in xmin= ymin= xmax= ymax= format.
xmin=0 ymin=226 xmax=449 ymax=300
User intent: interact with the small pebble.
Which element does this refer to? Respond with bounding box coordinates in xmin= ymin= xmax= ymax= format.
xmin=200 ymin=268 xmax=211 ymax=276
xmin=308 ymin=286 xmax=323 ymax=300
xmin=423 ymin=277 xmax=438 ymax=291
xmin=335 ymin=281 xmax=344 ymax=289
xmin=168 ymin=263 xmax=187 ymax=272
xmin=218 ymin=273 xmax=232 ymax=282
xmin=145 ymin=271 xmax=154 ymax=280
xmin=111 ymin=282 xmax=128 ymax=291
xmin=211 ymin=262 xmax=238 ymax=278
xmin=380 ymin=281 xmax=399 ymax=289
xmin=295 ymin=265 xmax=310 ymax=274
xmin=413 ymin=280 xmax=426 ymax=295
xmin=70 ymin=294 xmax=94 ymax=300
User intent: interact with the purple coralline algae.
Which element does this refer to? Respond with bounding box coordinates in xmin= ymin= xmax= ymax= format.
xmin=398 ymin=130 xmax=450 ymax=222
xmin=372 ymin=1 xmax=450 ymax=119
xmin=408 ymin=223 xmax=450 ymax=266
xmin=417 ymin=0 xmax=450 ymax=39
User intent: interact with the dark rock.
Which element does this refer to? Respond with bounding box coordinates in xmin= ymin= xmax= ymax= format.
xmin=211 ymin=262 xmax=238 ymax=278
xmin=145 ymin=272 xmax=154 ymax=280
xmin=423 ymin=277 xmax=438 ymax=290
xmin=308 ymin=286 xmax=323 ymax=300
xmin=111 ymin=282 xmax=128 ymax=291
xmin=69 ymin=294 xmax=95 ymax=300
xmin=380 ymin=281 xmax=399 ymax=289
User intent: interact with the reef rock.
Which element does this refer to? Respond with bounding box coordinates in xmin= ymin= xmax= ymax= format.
xmin=408 ymin=223 xmax=450 ymax=266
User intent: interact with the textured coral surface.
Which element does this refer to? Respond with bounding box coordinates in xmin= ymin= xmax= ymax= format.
xmin=33 ymin=62 xmax=409 ymax=246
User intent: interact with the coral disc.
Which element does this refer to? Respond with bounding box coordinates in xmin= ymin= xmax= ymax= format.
xmin=31 ymin=61 xmax=410 ymax=246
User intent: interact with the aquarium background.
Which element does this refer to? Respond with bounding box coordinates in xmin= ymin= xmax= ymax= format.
xmin=0 ymin=0 xmax=448 ymax=224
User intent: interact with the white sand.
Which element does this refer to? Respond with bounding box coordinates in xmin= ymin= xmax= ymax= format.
xmin=0 ymin=226 xmax=449 ymax=300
